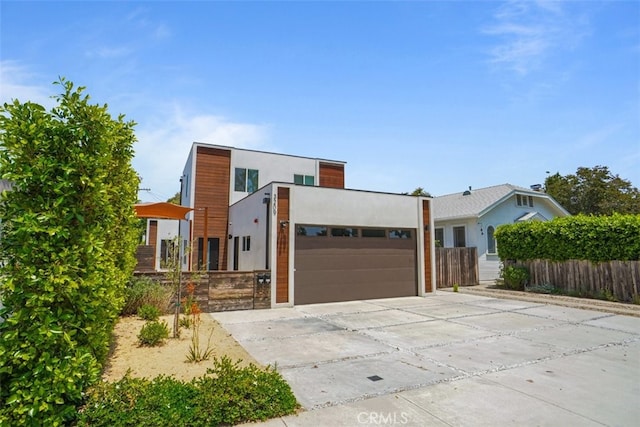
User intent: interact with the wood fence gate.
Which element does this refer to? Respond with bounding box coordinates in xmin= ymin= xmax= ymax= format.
xmin=435 ymin=247 xmax=479 ymax=288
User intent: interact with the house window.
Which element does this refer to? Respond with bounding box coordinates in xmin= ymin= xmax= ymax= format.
xmin=294 ymin=174 xmax=315 ymax=186
xmin=242 ymin=236 xmax=251 ymax=251
xmin=235 ymin=168 xmax=259 ymax=193
xmin=453 ymin=226 xmax=466 ymax=247
xmin=516 ymin=194 xmax=534 ymax=207
xmin=434 ymin=228 xmax=444 ymax=247
xmin=487 ymin=226 xmax=496 ymax=254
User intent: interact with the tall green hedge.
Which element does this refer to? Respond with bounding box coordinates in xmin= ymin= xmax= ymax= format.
xmin=495 ymin=214 xmax=640 ymax=262
xmin=0 ymin=79 xmax=140 ymax=425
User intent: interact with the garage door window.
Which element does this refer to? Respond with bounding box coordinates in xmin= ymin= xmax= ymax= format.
xmin=331 ymin=227 xmax=358 ymax=237
xmin=297 ymin=225 xmax=327 ymax=236
xmin=389 ymin=229 xmax=412 ymax=239
xmin=361 ymin=228 xmax=386 ymax=238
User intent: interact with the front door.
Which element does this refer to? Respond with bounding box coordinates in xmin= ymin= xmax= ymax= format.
xmin=198 ymin=237 xmax=220 ymax=270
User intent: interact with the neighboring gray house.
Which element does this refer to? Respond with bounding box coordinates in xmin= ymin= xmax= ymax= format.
xmin=432 ymin=184 xmax=570 ymax=281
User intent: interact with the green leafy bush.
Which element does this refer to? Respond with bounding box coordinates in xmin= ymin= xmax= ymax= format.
xmin=0 ymin=79 xmax=139 ymax=425
xmin=501 ymin=265 xmax=529 ymax=291
xmin=76 ymin=358 xmax=299 ymax=426
xmin=121 ymin=276 xmax=174 ymax=316
xmin=192 ymin=356 xmax=299 ymax=425
xmin=137 ymin=304 xmax=161 ymax=321
xmin=138 ymin=320 xmax=170 ymax=346
xmin=495 ymin=214 xmax=640 ymax=262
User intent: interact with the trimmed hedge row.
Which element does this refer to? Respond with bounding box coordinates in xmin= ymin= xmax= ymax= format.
xmin=495 ymin=214 xmax=640 ymax=262
xmin=0 ymin=80 xmax=140 ymax=425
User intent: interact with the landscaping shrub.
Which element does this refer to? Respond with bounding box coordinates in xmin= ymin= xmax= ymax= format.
xmin=121 ymin=276 xmax=174 ymax=316
xmin=137 ymin=304 xmax=161 ymax=321
xmin=192 ymin=357 xmax=299 ymax=425
xmin=75 ymin=358 xmax=299 ymax=426
xmin=138 ymin=320 xmax=170 ymax=347
xmin=500 ymin=265 xmax=529 ymax=291
xmin=76 ymin=375 xmax=198 ymax=426
xmin=0 ymin=79 xmax=139 ymax=425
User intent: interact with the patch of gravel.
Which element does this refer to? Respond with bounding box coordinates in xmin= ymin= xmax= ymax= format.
xmin=448 ymin=284 xmax=640 ymax=318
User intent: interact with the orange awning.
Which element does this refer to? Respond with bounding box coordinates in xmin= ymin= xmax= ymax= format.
xmin=134 ymin=202 xmax=193 ymax=220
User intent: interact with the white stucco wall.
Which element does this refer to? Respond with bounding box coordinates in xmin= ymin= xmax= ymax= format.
xmin=227 ymin=189 xmax=271 ymax=271
xmin=290 ymin=186 xmax=422 ymax=227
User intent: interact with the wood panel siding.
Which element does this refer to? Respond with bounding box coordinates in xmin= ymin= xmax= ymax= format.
xmin=422 ymin=200 xmax=433 ymax=292
xmin=193 ymin=146 xmax=231 ymax=270
xmin=319 ymin=162 xmax=345 ymax=189
xmin=276 ymin=187 xmax=290 ymax=303
xmin=148 ymin=220 xmax=158 ymax=269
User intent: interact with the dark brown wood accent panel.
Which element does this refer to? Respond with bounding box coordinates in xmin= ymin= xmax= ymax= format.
xmin=294 ymin=235 xmax=417 ymax=305
xmin=276 ymin=187 xmax=290 ymax=303
xmin=423 ymin=200 xmax=433 ymax=292
xmin=319 ymin=162 xmax=345 ymax=189
xmin=194 ymin=146 xmax=231 ymax=270
xmin=148 ymin=220 xmax=158 ymax=269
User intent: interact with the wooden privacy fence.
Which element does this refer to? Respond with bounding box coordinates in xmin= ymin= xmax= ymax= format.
xmin=436 ymin=247 xmax=479 ymax=288
xmin=504 ymin=259 xmax=640 ymax=302
xmin=133 ymin=270 xmax=271 ymax=312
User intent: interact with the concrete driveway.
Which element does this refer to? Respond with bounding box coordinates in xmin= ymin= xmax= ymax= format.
xmin=211 ymin=292 xmax=640 ymax=426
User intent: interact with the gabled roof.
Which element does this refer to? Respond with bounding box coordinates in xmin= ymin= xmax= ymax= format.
xmin=432 ymin=183 xmax=569 ymax=221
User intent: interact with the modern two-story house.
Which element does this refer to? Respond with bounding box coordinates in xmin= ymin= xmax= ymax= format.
xmin=432 ymin=184 xmax=569 ymax=281
xmin=171 ymin=142 xmax=435 ymax=306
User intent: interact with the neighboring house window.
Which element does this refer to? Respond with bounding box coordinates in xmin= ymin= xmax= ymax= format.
xmin=453 ymin=226 xmax=466 ymax=247
xmin=235 ymin=168 xmax=259 ymax=193
xmin=294 ymin=174 xmax=315 ymax=186
xmin=434 ymin=228 xmax=444 ymax=247
xmin=242 ymin=236 xmax=251 ymax=251
xmin=516 ymin=194 xmax=534 ymax=207
xmin=487 ymin=226 xmax=496 ymax=254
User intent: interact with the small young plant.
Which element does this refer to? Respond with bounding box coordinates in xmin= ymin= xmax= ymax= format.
xmin=137 ymin=304 xmax=161 ymax=321
xmin=138 ymin=320 xmax=170 ymax=347
xmin=184 ymin=283 xmax=214 ymax=363
xmin=453 ymin=283 xmax=459 ymax=293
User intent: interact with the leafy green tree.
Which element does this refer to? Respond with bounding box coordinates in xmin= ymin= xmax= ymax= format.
xmin=405 ymin=187 xmax=432 ymax=197
xmin=0 ymin=79 xmax=140 ymax=424
xmin=167 ymin=191 xmax=181 ymax=204
xmin=544 ymin=166 xmax=640 ymax=215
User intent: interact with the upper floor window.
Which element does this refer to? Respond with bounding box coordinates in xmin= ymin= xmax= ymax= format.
xmin=294 ymin=174 xmax=315 ymax=186
xmin=516 ymin=194 xmax=534 ymax=207
xmin=235 ymin=168 xmax=259 ymax=193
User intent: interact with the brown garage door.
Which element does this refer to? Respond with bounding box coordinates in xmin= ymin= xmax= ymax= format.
xmin=294 ymin=226 xmax=417 ymax=305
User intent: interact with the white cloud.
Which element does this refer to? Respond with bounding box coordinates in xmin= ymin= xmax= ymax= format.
xmin=483 ymin=1 xmax=589 ymax=75
xmin=0 ymin=60 xmax=54 ymax=107
xmin=134 ymin=105 xmax=271 ymax=201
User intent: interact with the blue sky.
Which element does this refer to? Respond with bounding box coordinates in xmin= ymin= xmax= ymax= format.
xmin=1 ymin=1 xmax=639 ymax=202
